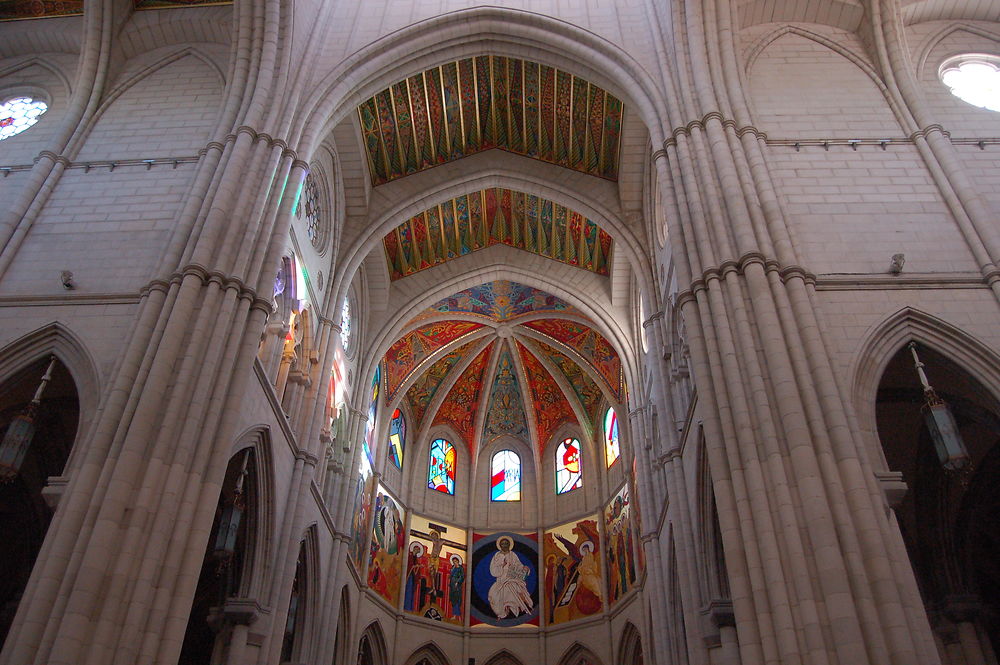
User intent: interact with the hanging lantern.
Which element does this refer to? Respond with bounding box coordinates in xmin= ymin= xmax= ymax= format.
xmin=908 ymin=343 xmax=970 ymax=471
xmin=0 ymin=356 xmax=58 ymax=483
xmin=213 ymin=453 xmax=249 ymax=566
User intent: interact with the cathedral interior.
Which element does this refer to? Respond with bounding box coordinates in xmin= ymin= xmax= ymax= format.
xmin=0 ymin=0 xmax=999 ymax=664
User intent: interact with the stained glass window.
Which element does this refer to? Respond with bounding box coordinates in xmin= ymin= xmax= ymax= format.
xmin=364 ymin=366 xmax=380 ymax=453
xmin=605 ymin=408 xmax=620 ymax=468
xmin=940 ymin=55 xmax=1000 ymax=112
xmin=490 ymin=450 xmax=521 ymax=501
xmin=340 ymin=298 xmax=351 ymax=351
xmin=556 ymin=438 xmax=582 ymax=494
xmin=387 ymin=408 xmax=405 ymax=468
xmin=0 ymin=97 xmax=47 ymax=141
xmin=428 ymin=438 xmax=455 ymax=495
xmin=294 ymin=172 xmax=326 ymax=250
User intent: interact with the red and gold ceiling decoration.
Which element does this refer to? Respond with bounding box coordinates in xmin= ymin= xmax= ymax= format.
xmin=134 ymin=0 xmax=230 ymax=9
xmin=358 ymin=55 xmax=624 ymax=186
xmin=388 ymin=281 xmax=625 ymax=452
xmin=0 ymin=0 xmax=82 ymax=20
xmin=383 ymin=188 xmax=613 ymax=280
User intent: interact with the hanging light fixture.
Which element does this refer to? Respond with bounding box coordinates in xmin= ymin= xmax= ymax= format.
xmin=0 ymin=356 xmax=58 ymax=483
xmin=908 ymin=342 xmax=970 ymax=471
xmin=213 ymin=452 xmax=249 ymax=567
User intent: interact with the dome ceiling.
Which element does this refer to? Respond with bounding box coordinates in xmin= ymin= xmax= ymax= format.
xmin=384 ymin=280 xmax=623 ymax=453
xmin=382 ymin=187 xmax=614 ymax=280
xmin=357 ymin=55 xmax=625 ymax=186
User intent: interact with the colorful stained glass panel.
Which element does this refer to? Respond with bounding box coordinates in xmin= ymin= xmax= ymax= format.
xmin=490 ymin=450 xmax=521 ymax=502
xmin=428 ymin=438 xmax=456 ymax=495
xmin=387 ymin=408 xmax=406 ymax=468
xmin=605 ymin=408 xmax=620 ymax=468
xmin=556 ymin=438 xmax=582 ymax=494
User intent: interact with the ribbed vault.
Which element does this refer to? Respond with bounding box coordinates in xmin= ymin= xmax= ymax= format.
xmin=382 ymin=280 xmax=623 ymax=453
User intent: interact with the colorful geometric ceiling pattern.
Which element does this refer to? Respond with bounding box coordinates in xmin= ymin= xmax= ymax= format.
xmin=483 ymin=345 xmax=531 ymax=445
xmin=383 ymin=188 xmax=613 ymax=280
xmin=517 ymin=342 xmax=578 ymax=448
xmin=522 ymin=319 xmax=623 ymax=400
xmin=0 ymin=0 xmax=82 ymax=20
xmin=523 ymin=337 xmax=605 ymax=426
xmin=384 ymin=320 xmax=483 ymax=400
xmin=358 ymin=55 xmax=624 ymax=186
xmin=405 ymin=338 xmax=481 ymax=427
xmin=134 ymin=0 xmax=231 ymax=8
xmin=424 ymin=280 xmax=575 ymax=322
xmin=432 ymin=343 xmax=493 ymax=450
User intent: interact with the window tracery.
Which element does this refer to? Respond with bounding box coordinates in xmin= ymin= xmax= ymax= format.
xmin=940 ymin=54 xmax=1000 ymax=112
xmin=0 ymin=96 xmax=47 ymax=141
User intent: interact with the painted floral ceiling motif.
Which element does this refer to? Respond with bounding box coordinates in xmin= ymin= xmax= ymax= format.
xmin=386 ymin=281 xmax=622 ymax=452
xmin=522 ymin=319 xmax=623 ymax=400
xmin=521 ymin=336 xmax=604 ymax=427
xmin=516 ymin=342 xmax=578 ymax=447
xmin=431 ymin=342 xmax=493 ymax=450
xmin=0 ymin=0 xmax=82 ymax=20
xmin=358 ymin=55 xmax=624 ymax=186
xmin=482 ymin=345 xmax=531 ymax=445
xmin=421 ymin=280 xmax=576 ymax=322
xmin=134 ymin=0 xmax=230 ymax=8
xmin=383 ymin=188 xmax=613 ymax=280
xmin=384 ymin=320 xmax=484 ymax=400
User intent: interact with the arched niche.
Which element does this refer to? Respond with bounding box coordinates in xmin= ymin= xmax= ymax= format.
xmin=402 ymin=642 xmax=451 ymax=665
xmin=875 ymin=342 xmax=1000 ymax=659
xmin=357 ymin=621 xmax=388 ymax=665
xmin=0 ymin=355 xmax=80 ymax=644
xmin=617 ymin=621 xmax=644 ymax=665
xmin=178 ymin=445 xmax=262 ymax=665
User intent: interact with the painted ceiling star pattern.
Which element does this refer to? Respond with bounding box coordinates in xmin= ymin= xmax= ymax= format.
xmin=358 ymin=55 xmax=624 ymax=186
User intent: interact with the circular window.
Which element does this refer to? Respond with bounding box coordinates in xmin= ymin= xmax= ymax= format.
xmin=939 ymin=54 xmax=1000 ymax=112
xmin=0 ymin=96 xmax=48 ymax=141
xmin=294 ymin=171 xmax=329 ymax=252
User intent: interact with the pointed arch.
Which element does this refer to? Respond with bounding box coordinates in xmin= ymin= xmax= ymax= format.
xmin=481 ymin=649 xmax=526 ymax=665
xmin=617 ymin=621 xmax=644 ymax=665
xmin=332 ymin=586 xmax=351 ymax=665
xmin=914 ymin=21 xmax=1000 ymax=78
xmin=402 ymin=642 xmax=451 ymax=665
xmin=357 ymin=620 xmax=389 ymax=665
xmin=850 ymin=307 xmax=1000 ymax=461
xmin=229 ymin=425 xmax=275 ymax=598
xmin=556 ymin=642 xmax=605 ymax=665
xmin=0 ymin=322 xmax=99 ymax=474
xmin=0 ymin=56 xmax=72 ymax=97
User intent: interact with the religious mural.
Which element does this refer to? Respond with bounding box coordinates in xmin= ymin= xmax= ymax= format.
xmin=403 ymin=515 xmax=467 ymax=625
xmin=367 ymin=484 xmax=406 ymax=607
xmin=470 ymin=531 xmax=539 ymax=627
xmin=348 ymin=441 xmax=376 ymax=570
xmin=543 ymin=517 xmax=603 ymax=625
xmin=431 ymin=342 xmax=492 ymax=448
xmin=358 ymin=55 xmax=624 ymax=186
xmin=482 ymin=346 xmax=530 ymax=445
xmin=523 ymin=336 xmax=605 ymax=426
xmin=382 ymin=188 xmax=614 ymax=280
xmin=517 ymin=341 xmax=577 ymax=447
xmin=419 ymin=279 xmax=576 ymax=322
xmin=605 ymin=484 xmax=639 ymax=605
xmin=404 ymin=338 xmax=480 ymax=427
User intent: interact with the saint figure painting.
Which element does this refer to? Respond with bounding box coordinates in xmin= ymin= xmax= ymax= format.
xmin=470 ymin=531 xmax=539 ymax=627
xmin=403 ymin=514 xmax=467 ymax=625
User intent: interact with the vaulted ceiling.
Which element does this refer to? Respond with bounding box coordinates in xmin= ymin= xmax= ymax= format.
xmin=382 ymin=187 xmax=614 ymax=280
xmin=382 ymin=280 xmax=624 ymax=453
xmin=357 ymin=55 xmax=625 ymax=186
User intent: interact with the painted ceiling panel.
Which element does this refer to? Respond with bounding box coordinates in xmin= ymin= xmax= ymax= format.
xmin=358 ymin=55 xmax=624 ymax=186
xmin=134 ymin=0 xmax=230 ymax=7
xmin=383 ymin=189 xmax=613 ymax=280
xmin=0 ymin=0 xmax=82 ymax=20
xmin=522 ymin=319 xmax=623 ymax=400
xmin=422 ymin=279 xmax=576 ymax=322
xmin=516 ymin=342 xmax=578 ymax=448
xmin=432 ymin=342 xmax=493 ymax=450
xmin=384 ymin=320 xmax=484 ymax=400
xmin=404 ymin=338 xmax=481 ymax=428
xmin=522 ymin=336 xmax=605 ymax=426
xmin=482 ymin=345 xmax=530 ymax=445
